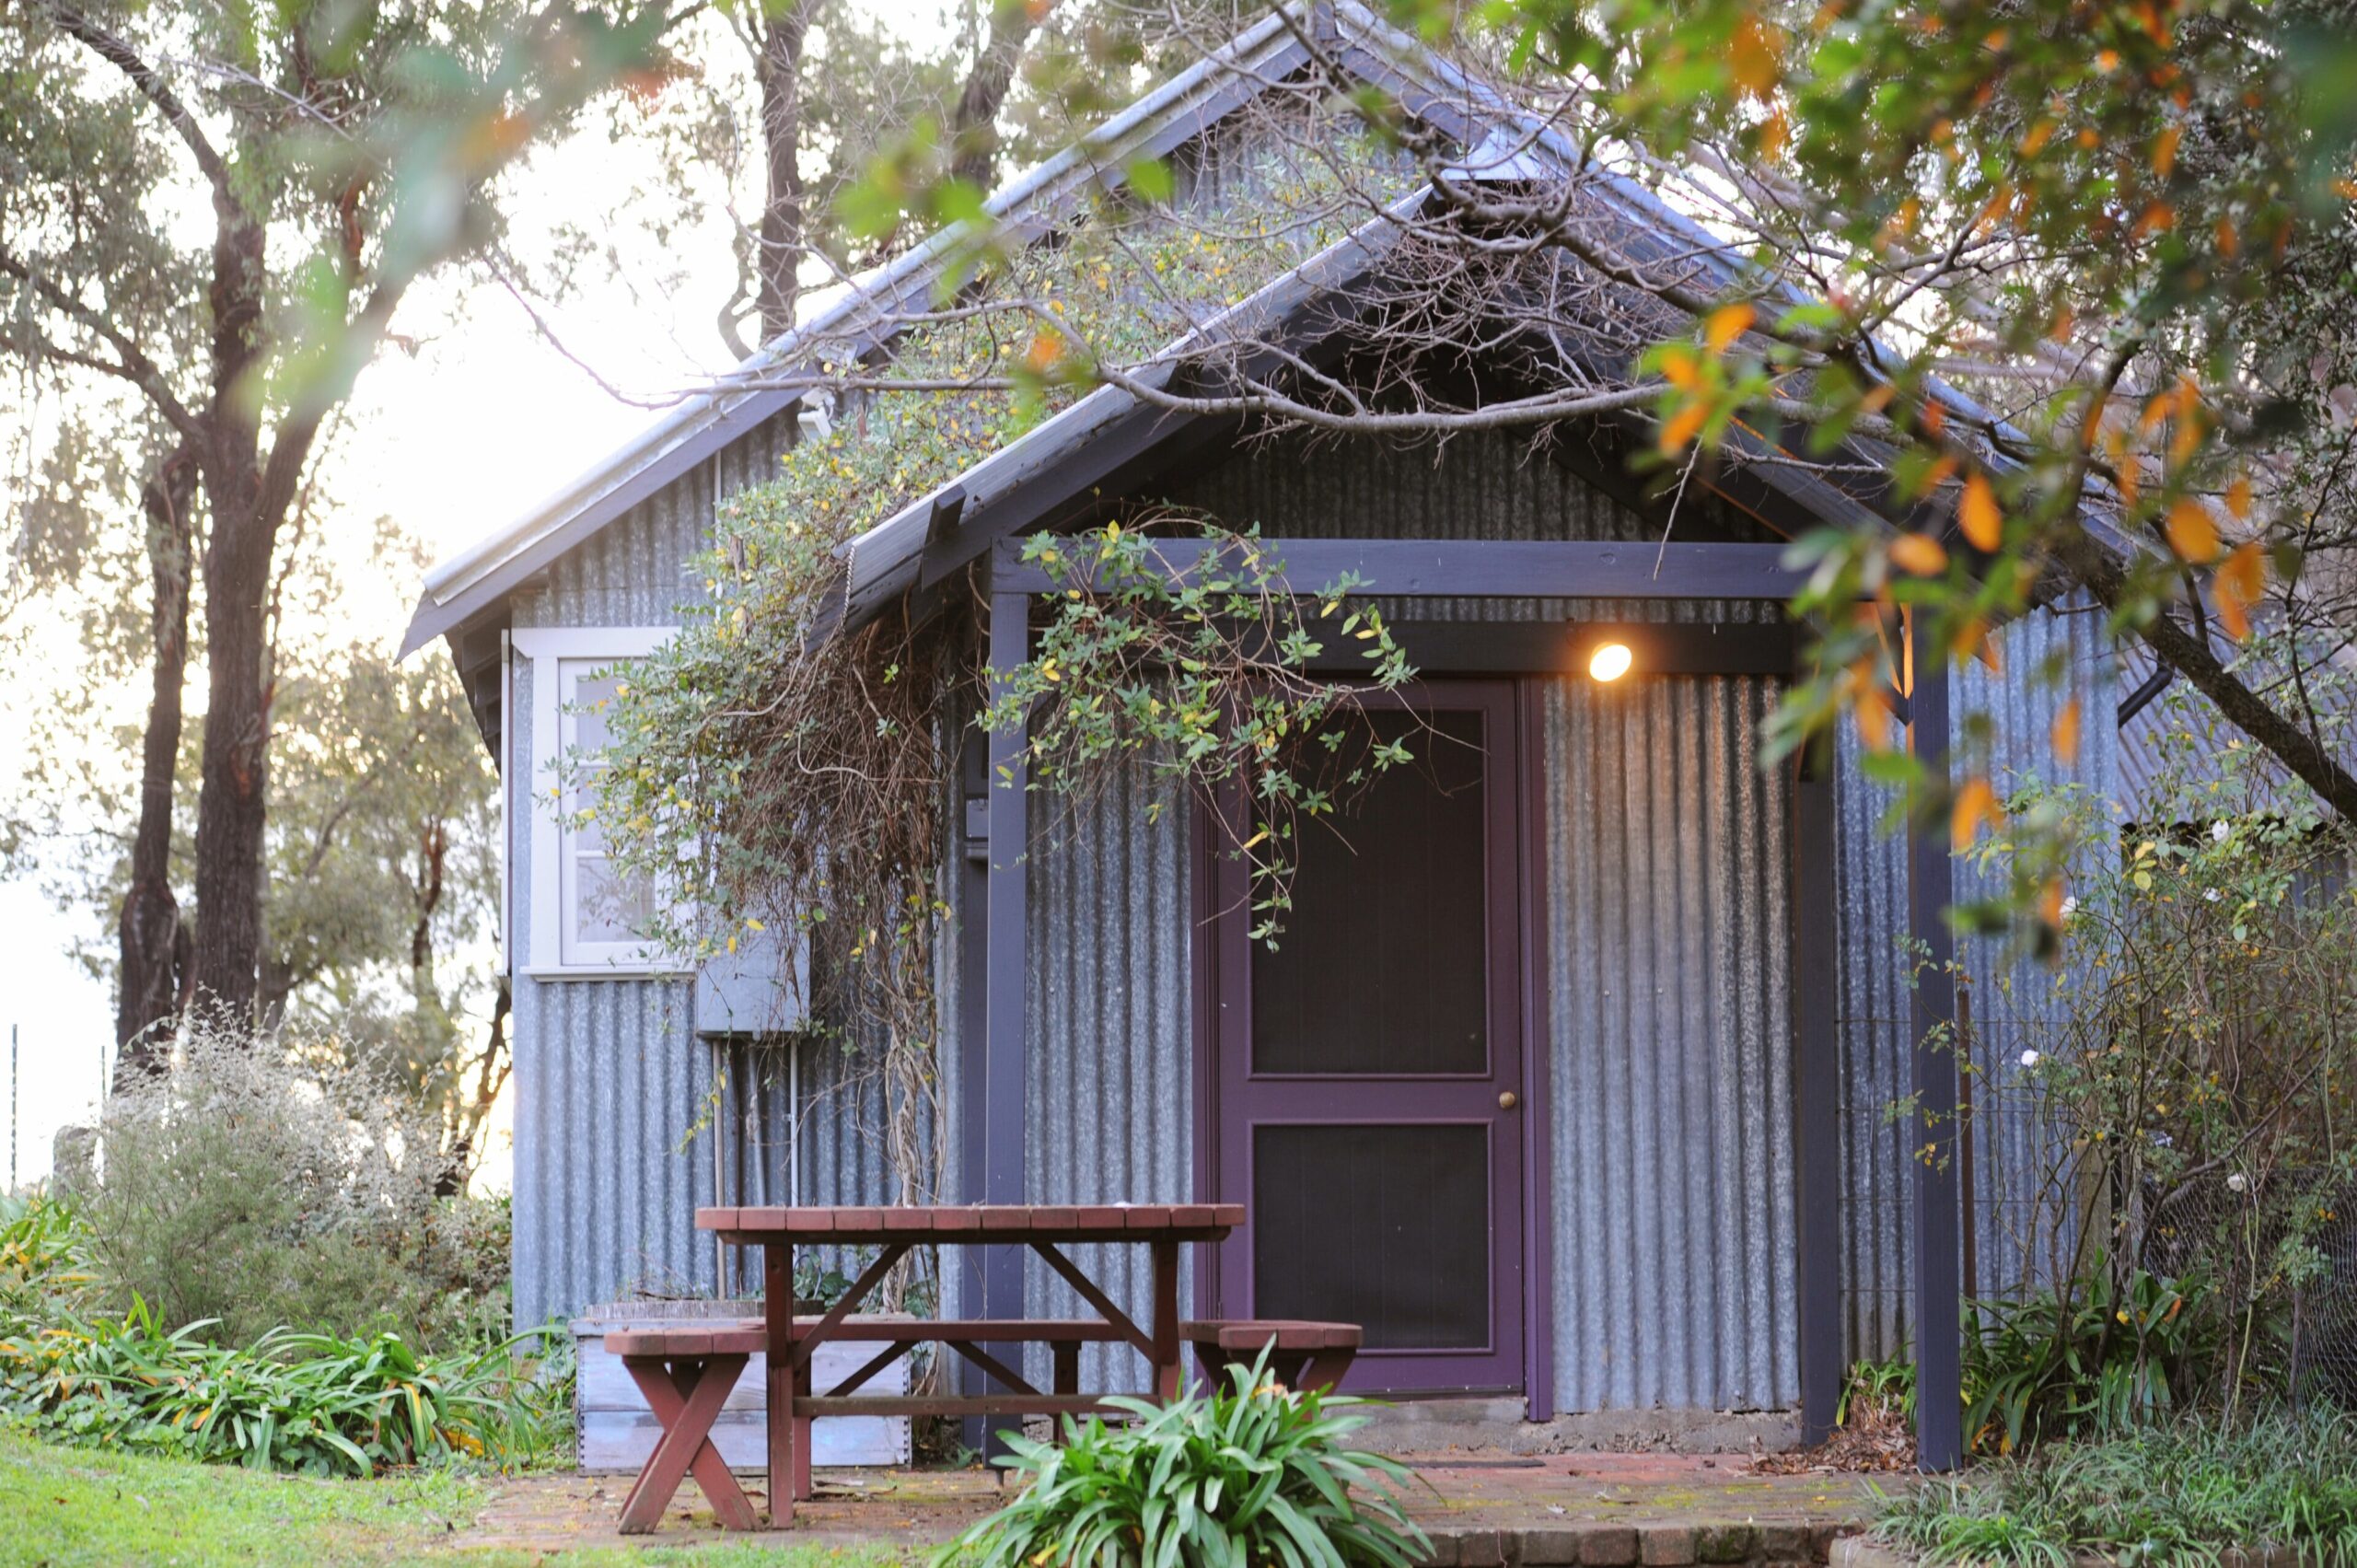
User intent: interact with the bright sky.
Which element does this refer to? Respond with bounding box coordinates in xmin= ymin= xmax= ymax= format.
xmin=0 ymin=4 xmax=956 ymax=1188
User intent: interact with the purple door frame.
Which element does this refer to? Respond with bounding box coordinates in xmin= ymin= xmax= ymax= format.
xmin=1191 ymin=679 xmax=1541 ymax=1398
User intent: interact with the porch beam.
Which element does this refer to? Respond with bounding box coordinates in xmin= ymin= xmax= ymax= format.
xmin=981 ymin=583 xmax=1032 ymax=1445
xmin=991 ymin=536 xmax=1806 ymax=600
xmin=1906 ymin=610 xmax=1966 ymax=1472
xmin=1297 ymin=619 xmax=1794 ymax=677
xmin=1792 ymin=738 xmax=1841 ymax=1445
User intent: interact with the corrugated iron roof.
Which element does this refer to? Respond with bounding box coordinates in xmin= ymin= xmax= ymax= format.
xmin=408 ymin=0 xmax=2153 ymax=672
xmin=398 ymin=8 xmax=1316 ymax=658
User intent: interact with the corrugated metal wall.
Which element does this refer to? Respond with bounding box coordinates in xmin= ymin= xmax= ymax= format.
xmin=1541 ymin=673 xmax=1796 ymax=1411
xmin=1830 ymin=707 xmax=1915 ymax=1363
xmin=1018 ymin=765 xmax=1197 ymax=1392
xmin=1954 ymin=597 xmax=2119 ymax=1301
xmin=508 ymin=408 xmax=797 ymax=1328
xmin=510 ymin=972 xmax=714 ymax=1323
xmin=1832 ymin=597 xmax=2119 ymax=1362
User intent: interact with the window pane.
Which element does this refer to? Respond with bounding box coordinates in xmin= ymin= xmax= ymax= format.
xmin=1251 ymin=709 xmax=1489 ymax=1074
xmin=1252 ymin=1122 xmax=1490 ymax=1349
xmin=569 ymin=671 xmax=622 ymax=753
xmin=575 ymin=854 xmax=655 ymax=944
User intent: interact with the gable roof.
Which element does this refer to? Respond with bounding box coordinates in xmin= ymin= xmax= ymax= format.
xmin=399 ymin=8 xmax=1318 ymax=659
xmin=408 ymin=0 xmax=2134 ymax=666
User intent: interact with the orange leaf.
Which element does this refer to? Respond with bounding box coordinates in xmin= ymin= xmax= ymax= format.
xmin=1956 ymin=616 xmax=1999 ymax=672
xmin=2216 ymin=541 xmax=2266 ymax=640
xmin=1658 ymin=344 xmax=1703 ymax=391
xmin=2153 ymin=125 xmax=2182 ymax=177
xmin=1959 ymin=472 xmax=2003 ymax=552
xmin=1951 ymin=775 xmax=2003 ymax=852
xmin=1024 ymin=331 xmax=1067 ymax=373
xmin=2018 ymin=119 xmax=2056 ymax=157
xmin=1659 ymin=401 xmax=1710 ymax=455
xmin=1729 ymin=13 xmax=1782 ymax=99
xmin=2225 ymin=474 xmax=2254 ymax=521
xmin=1705 ymin=302 xmax=1757 ymax=354
xmin=2165 ymin=498 xmax=2220 ymax=563
xmin=1855 ymin=679 xmax=1892 ymax=752
xmin=2051 ymin=697 xmax=2082 ymax=766
xmin=1889 ymin=532 xmax=1949 ymax=575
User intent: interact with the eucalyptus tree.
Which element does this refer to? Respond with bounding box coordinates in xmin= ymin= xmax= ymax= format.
xmin=0 ymin=1 xmax=664 ymax=1061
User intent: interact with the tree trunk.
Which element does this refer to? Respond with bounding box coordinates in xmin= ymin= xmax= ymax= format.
xmin=188 ymin=190 xmax=274 ymax=1022
xmin=948 ymin=0 xmax=1045 ymax=192
xmin=189 ymin=488 xmax=276 ymax=1017
xmin=435 ymin=975 xmax=511 ymax=1197
xmin=753 ymin=2 xmax=811 ymax=345
xmin=113 ymin=441 xmax=199 ymax=1081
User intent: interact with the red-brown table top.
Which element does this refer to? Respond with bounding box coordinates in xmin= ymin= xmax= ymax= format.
xmin=695 ymin=1202 xmax=1244 ymax=1246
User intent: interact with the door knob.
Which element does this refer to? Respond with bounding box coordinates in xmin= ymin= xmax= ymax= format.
xmin=1498 ymin=1090 xmax=1518 ymax=1111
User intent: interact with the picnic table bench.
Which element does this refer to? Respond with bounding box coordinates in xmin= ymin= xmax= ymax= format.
xmin=610 ymin=1203 xmax=1361 ymax=1532
xmin=711 ymin=1203 xmax=1238 ymax=1527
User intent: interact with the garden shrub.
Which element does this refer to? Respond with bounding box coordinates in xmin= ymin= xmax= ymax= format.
xmin=0 ymin=1193 xmax=568 ymax=1476
xmin=1965 ymin=690 xmax=2357 ymax=1425
xmin=940 ymin=1354 xmax=1430 ymax=1568
xmin=1873 ymin=1411 xmax=2357 ymax=1567
xmin=83 ymin=1019 xmax=460 ymax=1346
xmin=1964 ymin=1254 xmax=2222 ymax=1454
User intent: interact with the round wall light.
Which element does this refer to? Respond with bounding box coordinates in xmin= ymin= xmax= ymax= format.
xmin=1587 ymin=641 xmax=1634 ymax=682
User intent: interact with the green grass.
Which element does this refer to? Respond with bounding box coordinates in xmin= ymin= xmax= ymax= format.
xmin=0 ymin=1427 xmax=911 ymax=1567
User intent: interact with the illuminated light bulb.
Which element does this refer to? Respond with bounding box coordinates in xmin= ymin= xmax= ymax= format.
xmin=1587 ymin=641 xmax=1634 ymax=682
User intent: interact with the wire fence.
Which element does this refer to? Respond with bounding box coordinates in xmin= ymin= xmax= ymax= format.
xmin=2132 ymin=1171 xmax=2357 ymax=1413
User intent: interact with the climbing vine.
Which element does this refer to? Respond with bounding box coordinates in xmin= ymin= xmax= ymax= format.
xmin=576 ymin=137 xmax=1413 ymax=1290
xmin=983 ymin=516 xmax=1414 ymax=944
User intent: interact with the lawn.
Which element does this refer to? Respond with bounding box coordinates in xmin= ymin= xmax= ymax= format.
xmin=0 ymin=1428 xmax=912 ymax=1568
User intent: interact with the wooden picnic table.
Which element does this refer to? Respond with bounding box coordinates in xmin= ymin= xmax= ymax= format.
xmin=695 ymin=1202 xmax=1243 ymax=1524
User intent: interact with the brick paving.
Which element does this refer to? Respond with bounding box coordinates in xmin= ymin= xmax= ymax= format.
xmin=463 ymin=1453 xmax=1886 ymax=1562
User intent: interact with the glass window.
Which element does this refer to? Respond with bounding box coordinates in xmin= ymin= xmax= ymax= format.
xmin=557 ymin=660 xmax=657 ymax=965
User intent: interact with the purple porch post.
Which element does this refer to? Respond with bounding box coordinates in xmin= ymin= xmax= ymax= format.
xmin=982 ymin=584 xmax=1031 ymax=1454
xmin=1908 ymin=610 xmax=1965 ymax=1471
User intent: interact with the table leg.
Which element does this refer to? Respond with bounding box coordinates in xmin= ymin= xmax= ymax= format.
xmin=1051 ymin=1342 xmax=1080 ymax=1446
xmin=792 ymin=1347 xmax=814 ymax=1504
xmin=618 ymin=1353 xmax=757 ymax=1534
xmin=1150 ymin=1237 xmax=1180 ymax=1402
xmin=765 ymin=1241 xmax=795 ymax=1527
xmin=1299 ymin=1347 xmax=1356 ymax=1393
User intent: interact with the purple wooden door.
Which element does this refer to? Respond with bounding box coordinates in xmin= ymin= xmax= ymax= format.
xmin=1211 ymin=681 xmax=1527 ymax=1394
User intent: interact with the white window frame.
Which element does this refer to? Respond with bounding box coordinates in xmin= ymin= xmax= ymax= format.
xmin=513 ymin=626 xmax=685 ymax=977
